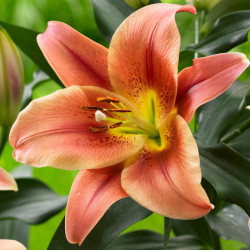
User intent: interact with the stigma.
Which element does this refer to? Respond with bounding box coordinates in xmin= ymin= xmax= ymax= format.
xmin=95 ymin=110 xmax=106 ymax=122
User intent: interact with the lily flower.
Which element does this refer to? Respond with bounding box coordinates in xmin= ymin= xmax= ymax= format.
xmin=0 ymin=167 xmax=18 ymax=191
xmin=9 ymin=3 xmax=249 ymax=245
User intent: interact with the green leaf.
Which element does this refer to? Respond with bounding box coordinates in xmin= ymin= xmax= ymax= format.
xmin=176 ymin=12 xmax=195 ymax=51
xmin=90 ymin=0 xmax=133 ymax=43
xmin=0 ymin=20 xmax=63 ymax=86
xmin=178 ymin=50 xmax=195 ymax=72
xmin=189 ymin=11 xmax=250 ymax=55
xmin=21 ymin=70 xmax=50 ymax=109
xmin=0 ymin=220 xmax=29 ymax=248
xmin=0 ymin=166 xmax=31 ymax=248
xmin=196 ymin=81 xmax=250 ymax=145
xmin=105 ymin=231 xmax=205 ymax=250
xmin=226 ymin=128 xmax=250 ymax=160
xmin=48 ymin=197 xmax=152 ymax=250
xmin=203 ymin=0 xmax=250 ymax=34
xmin=220 ymin=92 xmax=250 ymax=159
xmin=172 ymin=218 xmax=221 ymax=249
xmin=199 ymin=143 xmax=250 ymax=217
xmin=0 ymin=178 xmax=67 ymax=224
xmin=105 ymin=230 xmax=163 ymax=250
xmin=207 ymin=204 xmax=250 ymax=246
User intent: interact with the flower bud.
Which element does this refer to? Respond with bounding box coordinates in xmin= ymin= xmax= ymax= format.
xmin=0 ymin=26 xmax=24 ymax=128
xmin=125 ymin=0 xmax=149 ymax=9
xmin=186 ymin=0 xmax=221 ymax=12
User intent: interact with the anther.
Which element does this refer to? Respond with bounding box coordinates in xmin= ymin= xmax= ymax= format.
xmin=82 ymin=106 xmax=103 ymax=111
xmin=97 ymin=96 xmax=120 ymax=103
xmin=89 ymin=126 xmax=108 ymax=133
xmin=110 ymin=122 xmax=122 ymax=129
xmin=105 ymin=109 xmax=131 ymax=112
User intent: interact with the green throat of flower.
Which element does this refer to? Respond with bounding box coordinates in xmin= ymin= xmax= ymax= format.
xmin=83 ymin=96 xmax=160 ymax=139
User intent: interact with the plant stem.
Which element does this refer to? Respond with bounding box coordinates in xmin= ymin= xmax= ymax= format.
xmin=164 ymin=217 xmax=172 ymax=250
xmin=0 ymin=126 xmax=8 ymax=157
xmin=194 ymin=14 xmax=199 ymax=59
xmin=221 ymin=119 xmax=250 ymax=143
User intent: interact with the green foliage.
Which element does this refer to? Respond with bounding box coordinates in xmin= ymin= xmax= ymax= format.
xmin=189 ymin=11 xmax=250 ymax=55
xmin=207 ymin=204 xmax=250 ymax=246
xmin=203 ymin=0 xmax=250 ymax=34
xmin=0 ymin=178 xmax=67 ymax=224
xmin=0 ymin=0 xmax=249 ymax=249
xmin=173 ymin=218 xmax=221 ymax=249
xmin=199 ymin=143 xmax=250 ymax=217
xmin=105 ymin=231 xmax=206 ymax=250
xmin=48 ymin=198 xmax=152 ymax=250
xmin=0 ymin=220 xmax=29 ymax=248
xmin=90 ymin=0 xmax=133 ymax=43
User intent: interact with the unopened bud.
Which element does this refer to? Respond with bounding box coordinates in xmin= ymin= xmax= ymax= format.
xmin=0 ymin=27 xmax=24 ymax=128
xmin=125 ymin=0 xmax=149 ymax=9
xmin=246 ymin=105 xmax=250 ymax=111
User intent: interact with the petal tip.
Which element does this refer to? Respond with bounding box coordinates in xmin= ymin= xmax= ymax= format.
xmin=182 ymin=4 xmax=197 ymax=15
xmin=211 ymin=203 xmax=215 ymax=210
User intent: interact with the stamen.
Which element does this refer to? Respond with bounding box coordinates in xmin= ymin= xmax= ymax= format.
xmin=97 ymin=96 xmax=120 ymax=103
xmin=104 ymin=108 xmax=131 ymax=112
xmin=95 ymin=110 xmax=106 ymax=122
xmin=89 ymin=126 xmax=108 ymax=133
xmin=110 ymin=122 xmax=122 ymax=129
xmin=82 ymin=106 xmax=103 ymax=111
xmin=83 ymin=106 xmax=131 ymax=113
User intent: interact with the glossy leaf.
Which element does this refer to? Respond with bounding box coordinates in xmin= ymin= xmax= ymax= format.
xmin=0 ymin=178 xmax=67 ymax=224
xmin=196 ymin=81 xmax=250 ymax=145
xmin=207 ymin=204 xmax=250 ymax=246
xmin=199 ymin=143 xmax=250 ymax=217
xmin=105 ymin=230 xmax=163 ymax=250
xmin=48 ymin=198 xmax=152 ymax=250
xmin=226 ymin=127 xmax=250 ymax=160
xmin=90 ymin=0 xmax=133 ymax=43
xmin=0 ymin=21 xmax=62 ymax=86
xmin=0 ymin=220 xmax=29 ymax=248
xmin=178 ymin=50 xmax=197 ymax=72
xmin=90 ymin=0 xmax=160 ymax=43
xmin=172 ymin=218 xmax=221 ymax=249
xmin=203 ymin=0 xmax=250 ymax=34
xmin=221 ymin=92 xmax=250 ymax=159
xmin=21 ymin=71 xmax=50 ymax=109
xmin=105 ymin=231 xmax=205 ymax=250
xmin=176 ymin=12 xmax=195 ymax=51
xmin=189 ymin=11 xmax=250 ymax=55
xmin=0 ymin=165 xmax=32 ymax=248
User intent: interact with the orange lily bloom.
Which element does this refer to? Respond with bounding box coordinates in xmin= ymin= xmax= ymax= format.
xmin=0 ymin=167 xmax=17 ymax=191
xmin=9 ymin=3 xmax=249 ymax=245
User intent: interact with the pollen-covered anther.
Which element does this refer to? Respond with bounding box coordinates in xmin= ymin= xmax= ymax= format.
xmin=82 ymin=106 xmax=131 ymax=113
xmin=106 ymin=109 xmax=131 ymax=112
xmin=95 ymin=110 xmax=106 ymax=122
xmin=82 ymin=106 xmax=103 ymax=111
xmin=89 ymin=126 xmax=108 ymax=133
xmin=97 ymin=96 xmax=120 ymax=103
xmin=110 ymin=122 xmax=123 ymax=129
